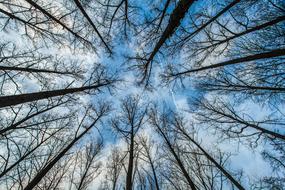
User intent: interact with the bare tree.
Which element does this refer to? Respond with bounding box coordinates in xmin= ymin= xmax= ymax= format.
xmin=170 ymin=111 xmax=245 ymax=190
xmin=112 ymin=95 xmax=148 ymax=190
xmin=130 ymin=0 xmax=196 ymax=86
xmin=138 ymin=136 xmax=161 ymax=190
xmin=190 ymin=97 xmax=285 ymax=141
xmin=167 ymin=48 xmax=285 ymax=77
xmin=23 ymin=103 xmax=110 ymax=190
xmin=72 ymin=0 xmax=112 ymax=54
xmin=0 ymin=0 xmax=284 ymax=189
xmin=67 ymin=142 xmax=103 ymax=190
xmin=102 ymin=147 xmax=124 ymax=190
xmin=0 ymin=64 xmax=115 ymax=108
xmin=149 ymin=107 xmax=197 ymax=190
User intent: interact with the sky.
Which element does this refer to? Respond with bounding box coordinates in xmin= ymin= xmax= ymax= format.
xmin=0 ymin=0 xmax=284 ymax=189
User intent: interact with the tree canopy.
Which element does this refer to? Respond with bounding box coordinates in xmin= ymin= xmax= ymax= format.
xmin=0 ymin=0 xmax=284 ymax=189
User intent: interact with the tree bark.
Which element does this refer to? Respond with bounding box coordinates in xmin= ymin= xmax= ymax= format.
xmin=126 ymin=128 xmax=134 ymax=190
xmin=172 ymin=48 xmax=285 ymax=76
xmin=0 ymin=82 xmax=110 ymax=108
xmin=0 ymin=65 xmax=75 ymax=75
xmin=142 ymin=0 xmax=196 ymax=83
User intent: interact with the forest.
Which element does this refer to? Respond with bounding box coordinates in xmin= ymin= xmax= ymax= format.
xmin=0 ymin=0 xmax=284 ymax=189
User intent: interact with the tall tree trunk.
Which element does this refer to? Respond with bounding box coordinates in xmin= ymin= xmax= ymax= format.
xmin=156 ymin=0 xmax=171 ymax=32
xmin=202 ymin=101 xmax=285 ymax=141
xmin=0 ymin=82 xmax=111 ymax=108
xmin=0 ymin=65 xmax=75 ymax=75
xmin=142 ymin=0 xmax=196 ymax=83
xmin=0 ymin=128 xmax=63 ymax=178
xmin=126 ymin=128 xmax=134 ymax=190
xmin=202 ymin=83 xmax=285 ymax=92
xmin=172 ymin=48 xmax=285 ymax=76
xmin=206 ymin=15 xmax=285 ymax=49
xmin=77 ymin=155 xmax=96 ymax=190
xmin=0 ymin=8 xmax=48 ymax=33
xmin=148 ymin=153 xmax=160 ymax=190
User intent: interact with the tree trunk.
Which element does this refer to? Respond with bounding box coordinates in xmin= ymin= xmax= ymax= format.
xmin=142 ymin=0 xmax=195 ymax=82
xmin=23 ymin=116 xmax=101 ymax=190
xmin=149 ymin=155 xmax=160 ymax=190
xmin=155 ymin=125 xmax=197 ymax=190
xmin=25 ymin=0 xmax=93 ymax=48
xmin=0 ymin=65 xmax=74 ymax=75
xmin=207 ymin=15 xmax=285 ymax=49
xmin=173 ymin=48 xmax=285 ymax=76
xmin=179 ymin=129 xmax=245 ymax=190
xmin=0 ymin=101 xmax=66 ymax=135
xmin=73 ymin=0 xmax=112 ymax=54
xmin=182 ymin=0 xmax=240 ymax=42
xmin=0 ymin=128 xmax=63 ymax=178
xmin=126 ymin=128 xmax=134 ymax=190
xmin=0 ymin=82 xmax=110 ymax=108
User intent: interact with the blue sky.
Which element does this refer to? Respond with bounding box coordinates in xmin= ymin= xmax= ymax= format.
xmin=0 ymin=0 xmax=284 ymax=189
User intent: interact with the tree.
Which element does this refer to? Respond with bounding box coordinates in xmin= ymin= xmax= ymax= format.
xmin=101 ymin=147 xmax=124 ymax=190
xmin=68 ymin=142 xmax=103 ymax=190
xmin=23 ymin=103 xmax=110 ymax=190
xmin=159 ymin=1 xmax=285 ymax=186
xmin=138 ymin=136 xmax=161 ymax=190
xmin=0 ymin=64 xmax=114 ymax=108
xmin=190 ymin=97 xmax=285 ymax=141
xmin=0 ymin=0 xmax=284 ymax=189
xmin=149 ymin=107 xmax=197 ymax=190
xmin=111 ymin=95 xmax=148 ymax=190
xmin=170 ymin=110 xmax=245 ymax=190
